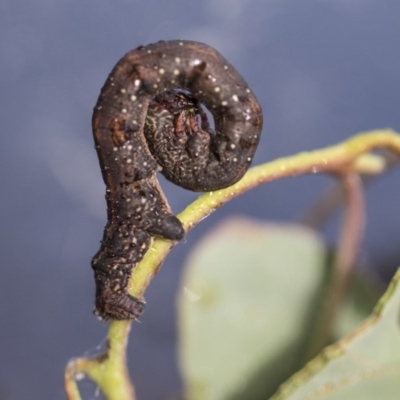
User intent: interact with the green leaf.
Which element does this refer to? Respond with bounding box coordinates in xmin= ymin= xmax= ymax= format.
xmin=177 ymin=217 xmax=327 ymax=400
xmin=271 ymin=267 xmax=400 ymax=400
xmin=333 ymin=272 xmax=382 ymax=340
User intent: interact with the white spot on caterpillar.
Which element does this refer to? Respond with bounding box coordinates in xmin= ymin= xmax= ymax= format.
xmin=221 ymin=101 xmax=228 ymax=106
xmin=126 ymin=158 xmax=132 ymax=163
xmin=159 ymin=68 xmax=165 ymax=75
xmin=232 ymin=94 xmax=239 ymax=102
xmin=131 ymin=95 xmax=137 ymax=101
xmin=175 ymin=57 xmax=181 ymax=64
xmin=214 ymin=87 xmax=221 ymax=93
xmin=120 ymin=88 xmax=126 ymax=94
xmin=230 ymin=144 xmax=236 ymax=149
xmin=191 ymin=58 xmax=201 ymax=66
xmin=173 ymin=69 xmax=180 ymax=76
xmin=121 ymin=108 xmax=127 ymax=113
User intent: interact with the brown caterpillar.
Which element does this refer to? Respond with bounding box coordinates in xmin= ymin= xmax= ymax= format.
xmin=91 ymin=40 xmax=263 ymax=320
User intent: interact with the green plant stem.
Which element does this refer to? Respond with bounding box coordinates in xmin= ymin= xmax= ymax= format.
xmin=65 ymin=321 xmax=134 ymax=400
xmin=300 ymin=151 xmax=397 ymax=230
xmin=65 ymin=129 xmax=400 ymax=400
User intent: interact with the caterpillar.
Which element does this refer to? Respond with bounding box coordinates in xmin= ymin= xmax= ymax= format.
xmin=91 ymin=40 xmax=263 ymax=320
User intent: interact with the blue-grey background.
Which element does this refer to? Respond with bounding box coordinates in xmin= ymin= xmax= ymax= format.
xmin=1 ymin=1 xmax=400 ymax=399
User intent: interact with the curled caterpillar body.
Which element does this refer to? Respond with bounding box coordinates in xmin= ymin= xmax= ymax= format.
xmin=91 ymin=40 xmax=263 ymax=320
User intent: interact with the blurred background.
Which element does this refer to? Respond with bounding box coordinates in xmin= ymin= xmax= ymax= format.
xmin=1 ymin=1 xmax=400 ymax=399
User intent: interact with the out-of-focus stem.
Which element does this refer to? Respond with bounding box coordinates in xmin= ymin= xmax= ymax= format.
xmin=303 ymin=173 xmax=365 ymax=361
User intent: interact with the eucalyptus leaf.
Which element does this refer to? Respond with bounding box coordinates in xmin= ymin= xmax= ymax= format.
xmin=271 ymin=267 xmax=400 ymax=400
xmin=178 ymin=217 xmax=327 ymax=400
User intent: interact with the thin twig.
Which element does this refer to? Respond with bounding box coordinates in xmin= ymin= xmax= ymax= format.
xmin=302 ymin=172 xmax=366 ymax=361
xmin=65 ymin=129 xmax=400 ymax=399
xmin=300 ymin=151 xmax=398 ymax=230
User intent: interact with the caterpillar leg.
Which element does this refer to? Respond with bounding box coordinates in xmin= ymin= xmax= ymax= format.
xmin=144 ymin=213 xmax=185 ymax=241
xmin=93 ymin=268 xmax=145 ymax=320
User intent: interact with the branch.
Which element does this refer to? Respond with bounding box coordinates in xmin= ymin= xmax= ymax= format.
xmin=302 ymin=172 xmax=366 ymax=361
xmin=65 ymin=129 xmax=400 ymax=399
